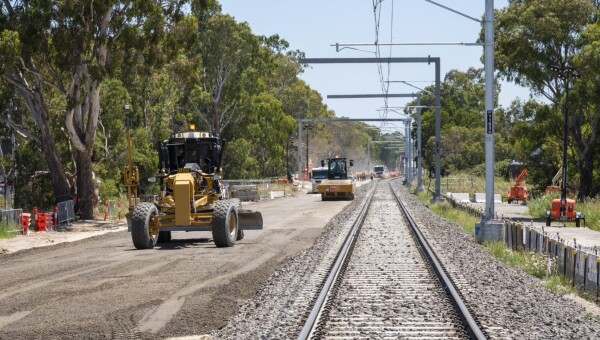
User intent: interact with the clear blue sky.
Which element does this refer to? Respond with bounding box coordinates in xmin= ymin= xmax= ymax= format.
xmin=220 ymin=0 xmax=534 ymax=129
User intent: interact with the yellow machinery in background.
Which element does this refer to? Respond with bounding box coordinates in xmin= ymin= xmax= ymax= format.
xmin=124 ymin=125 xmax=263 ymax=249
xmin=317 ymin=157 xmax=355 ymax=201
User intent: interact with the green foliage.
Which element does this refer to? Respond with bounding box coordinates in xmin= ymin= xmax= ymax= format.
xmin=223 ymin=138 xmax=259 ymax=179
xmin=494 ymin=0 xmax=600 ymax=199
xmin=99 ymin=179 xmax=119 ymax=202
xmin=484 ymin=241 xmax=547 ymax=278
xmin=0 ymin=30 xmax=20 ymax=74
xmin=527 ymin=194 xmax=559 ymax=219
xmin=428 ymin=202 xmax=478 ymax=235
xmin=576 ymin=198 xmax=600 ymax=231
xmin=412 ymin=68 xmax=512 ymax=173
xmin=2 ymin=0 xmax=599 ymax=211
xmin=0 ymin=220 xmax=17 ymax=239
xmin=544 ymin=275 xmax=577 ymax=296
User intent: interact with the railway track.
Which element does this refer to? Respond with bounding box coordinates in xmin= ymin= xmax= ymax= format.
xmin=299 ymin=180 xmax=486 ymax=339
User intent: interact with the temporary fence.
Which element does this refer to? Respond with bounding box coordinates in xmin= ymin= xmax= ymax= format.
xmin=103 ymin=200 xmax=125 ymax=221
xmin=1 ymin=208 xmax=23 ymax=234
xmin=435 ymin=177 xmax=477 ymax=194
xmin=445 ymin=194 xmax=600 ymax=303
xmin=56 ymin=200 xmax=76 ymax=229
xmin=224 ymin=179 xmax=295 ymax=201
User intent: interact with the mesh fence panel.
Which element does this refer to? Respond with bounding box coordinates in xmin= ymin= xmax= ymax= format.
xmin=1 ymin=209 xmax=23 ymax=234
xmin=108 ymin=201 xmax=119 ymax=220
xmin=57 ymin=200 xmax=75 ymax=229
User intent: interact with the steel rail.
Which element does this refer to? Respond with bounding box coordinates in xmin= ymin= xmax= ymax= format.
xmin=390 ymin=182 xmax=487 ymax=340
xmin=297 ymin=182 xmax=378 ymax=340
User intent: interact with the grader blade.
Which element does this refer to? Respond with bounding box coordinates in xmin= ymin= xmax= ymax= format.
xmin=238 ymin=209 xmax=263 ymax=230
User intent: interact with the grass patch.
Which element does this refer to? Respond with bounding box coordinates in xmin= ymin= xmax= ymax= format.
xmin=0 ymin=221 xmax=18 ymax=239
xmin=411 ymin=190 xmax=582 ymax=300
xmin=527 ymin=194 xmax=559 ymax=219
xmin=429 ymin=202 xmax=478 ymax=235
xmin=485 ymin=241 xmax=548 ymax=279
xmin=544 ymin=275 xmax=577 ymax=296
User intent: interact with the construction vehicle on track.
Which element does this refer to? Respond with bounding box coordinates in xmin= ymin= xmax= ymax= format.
xmin=507 ymin=169 xmax=528 ymax=204
xmin=317 ymin=157 xmax=355 ymax=201
xmin=124 ymin=125 xmax=263 ymax=249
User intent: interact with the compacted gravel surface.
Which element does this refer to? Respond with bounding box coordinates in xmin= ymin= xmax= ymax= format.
xmin=0 ymin=192 xmax=352 ymax=339
xmin=214 ymin=180 xmax=600 ymax=339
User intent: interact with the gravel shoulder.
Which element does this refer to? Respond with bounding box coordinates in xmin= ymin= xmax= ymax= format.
xmin=0 ymin=220 xmax=127 ymax=254
xmin=0 ymin=192 xmax=351 ymax=339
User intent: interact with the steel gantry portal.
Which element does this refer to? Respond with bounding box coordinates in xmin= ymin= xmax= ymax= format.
xmin=298 ymin=57 xmax=442 ymax=200
xmin=297 ymin=118 xmax=408 ymax=183
xmin=326 ymin=92 xmax=422 ymax=189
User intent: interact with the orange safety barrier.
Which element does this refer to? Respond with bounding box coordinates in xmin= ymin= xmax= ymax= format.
xmin=37 ymin=212 xmax=48 ymax=232
xmin=21 ymin=213 xmax=31 ymax=235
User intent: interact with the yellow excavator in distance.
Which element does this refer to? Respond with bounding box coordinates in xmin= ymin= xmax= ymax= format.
xmin=124 ymin=125 xmax=263 ymax=249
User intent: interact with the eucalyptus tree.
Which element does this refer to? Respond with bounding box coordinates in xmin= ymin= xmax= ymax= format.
xmin=495 ymin=0 xmax=599 ymax=198
xmin=186 ymin=13 xmax=260 ymax=137
xmin=0 ymin=1 xmax=186 ymax=218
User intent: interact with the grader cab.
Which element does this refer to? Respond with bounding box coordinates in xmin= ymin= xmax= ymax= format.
xmin=124 ymin=128 xmax=263 ymax=249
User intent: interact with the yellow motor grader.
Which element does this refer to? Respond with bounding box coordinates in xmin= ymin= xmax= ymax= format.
xmin=124 ymin=126 xmax=263 ymax=249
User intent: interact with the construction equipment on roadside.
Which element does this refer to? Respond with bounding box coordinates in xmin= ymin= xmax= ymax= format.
xmin=545 ymin=168 xmax=563 ymax=194
xmin=124 ymin=124 xmax=263 ymax=249
xmin=317 ymin=157 xmax=355 ymax=201
xmin=545 ymin=64 xmax=584 ymax=228
xmin=545 ymin=166 xmax=584 ymax=227
xmin=311 ymin=166 xmax=328 ymax=193
xmin=507 ymin=169 xmax=528 ymax=204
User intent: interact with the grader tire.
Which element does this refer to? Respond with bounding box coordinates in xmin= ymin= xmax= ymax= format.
xmin=212 ymin=200 xmax=238 ymax=247
xmin=131 ymin=203 xmax=159 ymax=249
xmin=157 ymin=231 xmax=172 ymax=243
xmin=228 ymin=198 xmax=244 ymax=240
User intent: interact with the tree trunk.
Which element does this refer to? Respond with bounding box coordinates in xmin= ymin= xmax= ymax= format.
xmin=21 ymin=84 xmax=72 ymax=204
xmin=41 ymin=133 xmax=72 ymax=204
xmin=75 ymin=150 xmax=96 ymax=219
xmin=577 ymin=155 xmax=594 ymax=201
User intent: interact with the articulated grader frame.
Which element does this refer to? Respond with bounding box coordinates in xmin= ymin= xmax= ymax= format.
xmin=124 ymin=128 xmax=263 ymax=249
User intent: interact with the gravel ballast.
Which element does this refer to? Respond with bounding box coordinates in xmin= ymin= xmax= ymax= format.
xmin=213 ymin=180 xmax=600 ymax=339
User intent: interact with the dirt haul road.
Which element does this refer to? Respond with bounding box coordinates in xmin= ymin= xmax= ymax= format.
xmin=0 ymin=192 xmax=351 ymax=339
